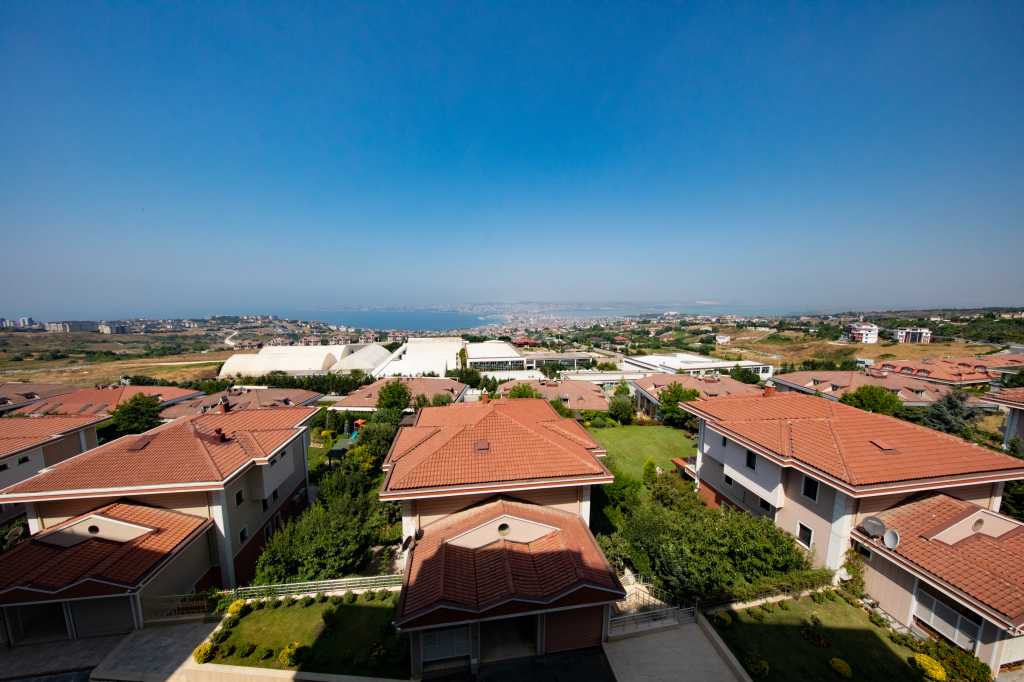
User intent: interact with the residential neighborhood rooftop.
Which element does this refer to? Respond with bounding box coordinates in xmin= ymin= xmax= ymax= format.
xmin=770 ymin=370 xmax=961 ymax=405
xmin=986 ymin=387 xmax=1024 ymax=410
xmin=872 ymin=355 xmax=1024 ymax=385
xmin=0 ymin=382 xmax=77 ymax=413
xmin=0 ymin=415 xmax=107 ymax=459
xmin=634 ymin=373 xmax=762 ymax=400
xmin=0 ymin=406 xmax=317 ymax=502
xmin=332 ymin=377 xmax=467 ymax=411
xmin=380 ymin=398 xmax=612 ymax=498
xmin=682 ymin=392 xmax=1024 ymax=489
xmin=13 ymin=385 xmax=205 ymax=416
xmin=159 ymin=387 xmax=323 ymax=420
xmin=498 ymin=378 xmax=609 ymax=411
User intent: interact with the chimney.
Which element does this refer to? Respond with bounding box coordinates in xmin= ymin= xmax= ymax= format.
xmin=217 ymin=396 xmax=231 ymax=413
xmin=481 ymin=392 xmax=490 ymax=404
xmin=214 ymin=427 xmax=227 ymax=442
xmin=763 ymin=386 xmax=776 ymax=398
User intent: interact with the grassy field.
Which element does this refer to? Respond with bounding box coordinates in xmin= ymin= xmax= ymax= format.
xmin=587 ymin=425 xmax=695 ymax=481
xmin=712 ymin=596 xmax=919 ymax=682
xmin=213 ymin=595 xmax=407 ymax=678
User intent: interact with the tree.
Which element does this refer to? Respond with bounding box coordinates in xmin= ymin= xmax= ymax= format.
xmin=923 ymin=390 xmax=978 ymax=436
xmin=538 ymin=364 xmax=561 ymax=380
xmin=109 ymin=394 xmax=162 ymax=436
xmin=458 ymin=347 xmax=468 ymax=370
xmin=376 ymin=380 xmax=411 ymax=411
xmin=507 ymin=383 xmax=542 ymax=399
xmin=548 ymin=399 xmax=573 ymax=417
xmin=413 ymin=394 xmax=430 ymax=409
xmin=659 ymin=383 xmax=700 ymax=429
xmin=1003 ymin=372 xmax=1024 ymax=389
xmin=446 ymin=367 xmax=482 ymax=388
xmin=608 ymin=395 xmax=634 ymax=425
xmin=596 ymin=361 xmax=618 ymax=371
xmin=839 ymin=385 xmax=902 ymax=416
xmin=614 ymin=380 xmax=631 ymax=397
xmin=729 ymin=365 xmax=762 ymax=385
xmin=430 ymin=392 xmax=452 ymax=407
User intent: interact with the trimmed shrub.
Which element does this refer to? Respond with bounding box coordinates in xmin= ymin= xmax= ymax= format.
xmin=364 ymin=590 xmax=376 ymax=602
xmin=300 ymin=595 xmax=315 ymax=607
xmin=329 ymin=594 xmax=343 ymax=605
xmin=211 ymin=628 xmax=231 ymax=645
xmin=376 ymin=588 xmax=392 ymax=602
xmin=278 ymin=641 xmax=307 ymax=667
xmin=284 ymin=597 xmax=297 ymax=607
xmin=811 ymin=591 xmax=828 ymax=604
xmin=252 ymin=600 xmax=266 ymax=610
xmin=239 ymin=642 xmax=257 ymax=658
xmin=746 ymin=607 xmax=765 ymax=622
xmin=219 ymin=643 xmax=236 ymax=658
xmin=713 ymin=611 xmax=733 ymax=627
xmin=193 ymin=642 xmax=215 ymax=664
xmin=830 ymin=658 xmax=853 ymax=679
xmin=322 ymin=606 xmax=338 ymax=628
xmin=760 ymin=601 xmax=775 ymax=613
xmin=746 ymin=658 xmax=770 ymax=678
xmin=778 ymin=599 xmax=791 ymax=611
xmin=221 ymin=615 xmax=239 ymax=630
xmin=258 ymin=647 xmax=274 ymax=661
xmin=344 ymin=590 xmax=356 ymax=604
xmin=800 ymin=614 xmax=831 ymax=648
xmin=226 ymin=599 xmax=250 ymax=617
xmin=270 ymin=598 xmax=283 ymax=609
xmin=868 ymin=611 xmax=887 ymax=628
xmin=824 ymin=590 xmax=838 ymax=602
xmin=913 ymin=653 xmax=947 ymax=681
xmin=316 ymin=591 xmax=328 ymax=603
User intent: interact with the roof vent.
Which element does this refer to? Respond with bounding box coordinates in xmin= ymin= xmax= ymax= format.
xmin=870 ymin=439 xmax=896 ymax=452
xmin=126 ymin=435 xmax=154 ymax=451
xmin=474 ymin=440 xmax=490 ymax=453
xmin=215 ymin=427 xmax=227 ymax=442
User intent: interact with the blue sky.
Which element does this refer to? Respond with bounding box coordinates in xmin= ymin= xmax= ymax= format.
xmin=2 ymin=2 xmax=1022 ymax=320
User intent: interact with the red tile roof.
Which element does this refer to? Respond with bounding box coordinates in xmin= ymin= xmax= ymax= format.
xmin=15 ymin=386 xmax=205 ymax=416
xmin=396 ymin=498 xmax=624 ymax=627
xmin=333 ymin=377 xmax=467 ymax=410
xmin=160 ymin=387 xmax=322 ymax=419
xmin=499 ymin=379 xmax=609 ymax=411
xmin=0 ymin=415 xmax=104 ymax=459
xmin=0 ymin=501 xmax=211 ymax=602
xmin=682 ymin=393 xmax=1024 ymax=488
xmin=855 ymin=493 xmax=1024 ymax=627
xmin=986 ymin=388 xmax=1024 ymax=410
xmin=634 ymin=373 xmax=762 ymax=400
xmin=771 ymin=370 xmax=959 ymax=405
xmin=381 ymin=399 xmax=611 ymax=497
xmin=0 ymin=407 xmax=316 ymax=501
xmin=0 ymin=383 xmax=77 ymax=412
xmin=872 ymin=355 xmax=1024 ymax=385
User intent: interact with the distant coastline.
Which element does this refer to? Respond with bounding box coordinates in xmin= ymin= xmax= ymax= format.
xmin=285 ymin=310 xmax=488 ymax=331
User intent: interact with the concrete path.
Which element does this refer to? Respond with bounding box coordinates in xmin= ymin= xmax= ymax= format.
xmin=90 ymin=621 xmax=217 ymax=681
xmin=603 ymin=623 xmax=742 ymax=682
xmin=0 ymin=634 xmax=124 ymax=681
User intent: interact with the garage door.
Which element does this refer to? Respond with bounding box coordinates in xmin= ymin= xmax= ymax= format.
xmin=545 ymin=606 xmax=604 ymax=653
xmin=71 ymin=597 xmax=135 ymax=637
xmin=422 ymin=624 xmax=472 ymax=663
xmin=1002 ymin=633 xmax=1024 ymax=668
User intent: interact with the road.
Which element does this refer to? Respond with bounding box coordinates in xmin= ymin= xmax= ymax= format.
xmin=224 ymin=329 xmax=239 ymax=347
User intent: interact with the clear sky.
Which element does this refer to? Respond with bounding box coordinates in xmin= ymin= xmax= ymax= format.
xmin=2 ymin=1 xmax=1022 ymax=320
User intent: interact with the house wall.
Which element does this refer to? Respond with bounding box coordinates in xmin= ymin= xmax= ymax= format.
xmin=41 ymin=434 xmax=84 ymax=467
xmin=862 ymin=549 xmax=916 ymax=624
xmin=701 ymin=430 xmax=784 ymax=507
xmin=855 ymin=483 xmax=1001 ymax=524
xmin=1005 ymin=408 xmax=1023 ymax=449
xmin=0 ymin=447 xmax=44 ymax=490
xmin=139 ymin=528 xmax=216 ymax=618
xmin=412 ymin=486 xmax=585 ymax=529
xmin=36 ymin=491 xmax=212 ymax=530
xmin=775 ymin=469 xmax=842 ymax=568
xmin=83 ymin=427 xmax=98 ymax=450
xmin=543 ymin=606 xmax=604 ymax=653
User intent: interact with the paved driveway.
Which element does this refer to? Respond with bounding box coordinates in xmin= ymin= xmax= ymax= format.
xmin=603 ymin=623 xmax=742 ymax=682
xmin=90 ymin=621 xmax=217 ymax=681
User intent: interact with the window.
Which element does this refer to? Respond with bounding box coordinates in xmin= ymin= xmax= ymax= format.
xmin=854 ymin=542 xmax=872 ymax=560
xmin=272 ymin=488 xmax=279 ymax=502
xmin=721 ymin=436 xmax=727 ymax=447
xmin=802 ymin=475 xmax=819 ymax=502
xmin=261 ymin=499 xmax=269 ymax=512
xmin=17 ymin=456 xmax=29 ymax=465
xmin=0 ymin=463 xmax=7 ymax=472
xmin=239 ymin=527 xmax=248 ymax=543
xmin=797 ymin=523 xmax=813 ymax=548
xmin=269 ymin=457 xmax=276 ymax=467
xmin=235 ymin=490 xmax=244 ymax=507
xmin=723 ymin=474 xmax=734 ymax=487
xmin=745 ymin=450 xmax=757 ymax=471
xmin=759 ymin=498 xmax=772 ymax=512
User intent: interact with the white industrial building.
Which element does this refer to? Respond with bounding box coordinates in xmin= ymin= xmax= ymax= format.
xmin=622 ymin=352 xmax=773 ymax=379
xmin=373 ymin=338 xmax=598 ymax=378
xmin=218 ymin=343 xmax=390 ymax=377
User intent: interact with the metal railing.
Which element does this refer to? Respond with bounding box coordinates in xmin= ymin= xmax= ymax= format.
xmin=608 ymin=605 xmax=696 ymax=635
xmin=229 ymin=574 xmax=402 ymax=599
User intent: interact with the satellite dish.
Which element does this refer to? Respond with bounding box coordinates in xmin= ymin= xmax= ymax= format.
xmin=862 ymin=516 xmax=886 ymax=538
xmin=883 ymin=529 xmax=901 ymax=549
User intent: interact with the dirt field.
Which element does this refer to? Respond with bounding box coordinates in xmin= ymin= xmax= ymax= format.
xmin=711 ymin=328 xmax=998 ymax=366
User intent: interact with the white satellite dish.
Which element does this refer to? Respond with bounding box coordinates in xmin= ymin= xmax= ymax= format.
xmin=862 ymin=516 xmax=886 ymax=538
xmin=883 ymin=529 xmax=901 ymax=549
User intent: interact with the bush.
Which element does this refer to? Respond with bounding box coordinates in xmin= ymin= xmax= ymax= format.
xmin=746 ymin=607 xmax=765 ymax=622
xmin=270 ymin=598 xmax=283 ymax=609
xmin=239 ymin=642 xmax=256 ymax=658
xmin=760 ymin=601 xmax=775 ymax=613
xmin=316 ymin=592 xmax=328 ymax=603
xmin=364 ymin=590 xmax=376 ymax=602
xmin=252 ymin=600 xmax=266 ymax=610
xmin=322 ymin=606 xmax=338 ymax=628
xmin=278 ymin=641 xmax=307 ymax=667
xmin=746 ymin=658 xmax=770 ymax=678
xmin=284 ymin=597 xmax=297 ymax=607
xmin=226 ymin=599 xmax=250 ymax=617
xmin=211 ymin=628 xmax=231 ymax=645
xmin=713 ymin=611 xmax=733 ymax=627
xmin=824 ymin=590 xmax=837 ymax=602
xmin=778 ymin=599 xmax=791 ymax=611
xmin=830 ymin=657 xmax=853 ymax=679
xmin=913 ymin=653 xmax=947 ymax=681
xmin=376 ymin=588 xmax=392 ymax=602
xmin=801 ymin=615 xmax=831 ymax=648
xmin=812 ymin=591 xmax=828 ymax=604
xmin=329 ymin=594 xmax=343 ymax=605
xmin=219 ymin=642 xmax=236 ymax=658
xmin=343 ymin=590 xmax=356 ymax=604
xmin=193 ymin=642 xmax=215 ymax=664
xmin=868 ymin=611 xmax=887 ymax=628
xmin=221 ymin=615 xmax=239 ymax=629
xmin=300 ymin=595 xmax=315 ymax=607
xmin=258 ymin=647 xmax=274 ymax=661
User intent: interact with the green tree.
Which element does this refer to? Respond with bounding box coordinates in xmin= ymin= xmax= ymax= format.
xmin=458 ymin=347 xmax=468 ymax=370
xmin=413 ymin=394 xmax=430 ymax=409
xmin=642 ymin=458 xmax=658 ymax=486
xmin=608 ymin=395 xmax=634 ymax=424
xmin=1003 ymin=372 xmax=1024 ymax=388
xmin=614 ymin=380 xmax=631 ymax=397
xmin=430 ymin=392 xmax=453 ymax=407
xmin=548 ymin=399 xmax=573 ymax=417
xmin=596 ymin=361 xmax=618 ymax=371
xmin=923 ymin=390 xmax=978 ymax=436
xmin=658 ymin=383 xmax=700 ymax=428
xmin=839 ymin=385 xmax=902 ymax=415
xmin=109 ymin=394 xmax=162 ymax=436
xmin=376 ymin=380 xmax=412 ymax=411
xmin=729 ymin=365 xmax=762 ymax=385
xmin=538 ymin=364 xmax=561 ymax=380
xmin=507 ymin=383 xmax=542 ymax=399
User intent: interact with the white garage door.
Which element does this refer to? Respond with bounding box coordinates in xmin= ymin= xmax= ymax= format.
xmin=422 ymin=625 xmax=472 ymax=663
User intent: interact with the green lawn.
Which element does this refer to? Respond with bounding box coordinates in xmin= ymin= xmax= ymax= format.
xmin=587 ymin=425 xmax=695 ymax=482
xmin=711 ymin=596 xmax=919 ymax=682
xmin=212 ymin=595 xmax=408 ymax=678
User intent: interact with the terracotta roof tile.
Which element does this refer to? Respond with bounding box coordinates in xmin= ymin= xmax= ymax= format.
xmin=871 ymin=355 xmax=1024 ymax=385
xmin=986 ymin=388 xmax=1024 ymax=410
xmin=772 ymin=371 xmax=956 ymax=405
xmin=634 ymin=373 xmax=762 ymax=400
xmin=0 ymin=415 xmax=105 ymax=459
xmin=398 ymin=499 xmax=624 ymax=625
xmin=382 ymin=399 xmax=610 ymax=494
xmin=498 ymin=379 xmax=609 ymax=411
xmin=15 ymin=386 xmax=204 ymax=416
xmin=0 ymin=383 xmax=77 ymax=412
xmin=334 ymin=378 xmax=467 ymax=410
xmin=160 ymin=388 xmax=322 ymax=419
xmin=685 ymin=393 xmax=1024 ymax=486
xmin=0 ymin=407 xmax=316 ymax=499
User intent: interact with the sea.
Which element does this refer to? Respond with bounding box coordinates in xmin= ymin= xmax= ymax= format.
xmin=285 ymin=310 xmax=489 ymax=332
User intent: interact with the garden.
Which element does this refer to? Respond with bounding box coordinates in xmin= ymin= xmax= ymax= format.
xmin=194 ymin=591 xmax=408 ymax=678
xmin=587 ymin=424 xmax=696 ymax=482
xmin=710 ymin=591 xmax=994 ymax=682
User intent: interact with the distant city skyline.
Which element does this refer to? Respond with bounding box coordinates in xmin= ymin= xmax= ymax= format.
xmin=2 ymin=2 xmax=1022 ymax=319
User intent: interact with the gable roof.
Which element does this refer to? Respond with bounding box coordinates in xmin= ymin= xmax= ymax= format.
xmin=0 ymin=383 xmax=77 ymax=413
xmin=872 ymin=355 xmax=1024 ymax=385
xmin=0 ymin=406 xmax=317 ymax=502
xmin=771 ymin=370 xmax=957 ymax=406
xmin=498 ymin=379 xmax=609 ymax=411
xmin=396 ymin=498 xmax=624 ymax=628
xmin=381 ymin=399 xmax=611 ymax=499
xmin=0 ymin=501 xmax=211 ymax=603
xmin=682 ymin=393 xmax=1024 ymax=491
xmin=854 ymin=493 xmax=1024 ymax=629
xmin=159 ymin=387 xmax=322 ymax=420
xmin=0 ymin=415 xmax=105 ymax=459
xmin=15 ymin=386 xmax=204 ymax=416
xmin=334 ymin=377 xmax=467 ymax=410
xmin=986 ymin=387 xmax=1024 ymax=411
xmin=634 ymin=373 xmax=762 ymax=400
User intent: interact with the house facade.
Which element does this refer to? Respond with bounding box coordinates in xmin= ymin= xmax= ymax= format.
xmin=986 ymin=388 xmax=1024 ymax=450
xmin=379 ymin=398 xmax=623 ymax=677
xmin=0 ymin=407 xmax=316 ymax=646
xmin=679 ymin=390 xmax=1024 ymax=672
